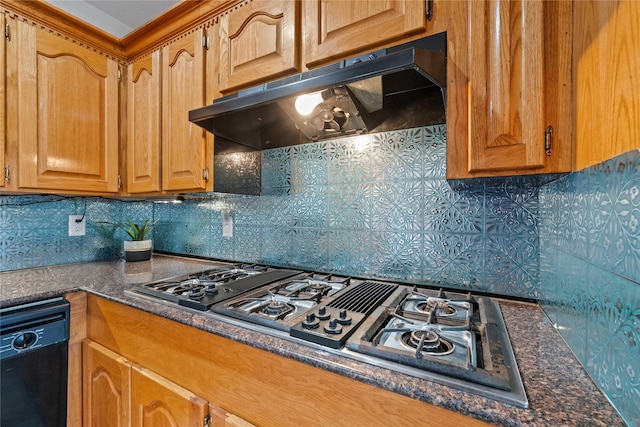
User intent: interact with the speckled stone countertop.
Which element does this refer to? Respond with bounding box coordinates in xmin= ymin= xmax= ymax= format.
xmin=0 ymin=255 xmax=624 ymax=426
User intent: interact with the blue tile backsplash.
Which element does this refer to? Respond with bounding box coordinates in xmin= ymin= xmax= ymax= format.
xmin=539 ymin=149 xmax=640 ymax=425
xmin=1 ymin=126 xmax=638 ymax=423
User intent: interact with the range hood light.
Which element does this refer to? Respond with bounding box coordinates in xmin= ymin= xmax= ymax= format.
xmin=295 ymin=91 xmax=325 ymax=116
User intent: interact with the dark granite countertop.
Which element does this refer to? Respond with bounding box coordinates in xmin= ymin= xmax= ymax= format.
xmin=0 ymin=255 xmax=625 ymax=426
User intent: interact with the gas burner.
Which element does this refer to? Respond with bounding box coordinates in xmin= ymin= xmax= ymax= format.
xmin=187 ymin=288 xmax=205 ymax=300
xmin=415 ymin=300 xmax=457 ymax=317
xmin=401 ymin=329 xmax=455 ymax=357
xmin=261 ymin=296 xmax=295 ymax=318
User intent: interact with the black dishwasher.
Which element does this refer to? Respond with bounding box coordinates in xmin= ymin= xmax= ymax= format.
xmin=0 ymin=297 xmax=70 ymax=427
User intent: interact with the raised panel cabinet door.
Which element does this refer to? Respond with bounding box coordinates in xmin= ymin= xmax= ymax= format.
xmin=15 ymin=20 xmax=119 ymax=193
xmin=127 ymin=50 xmax=161 ymax=194
xmin=161 ymin=29 xmax=208 ymax=192
xmin=82 ymin=340 xmax=131 ymax=427
xmin=1 ymin=12 xmax=5 ymax=188
xmin=218 ymin=0 xmax=300 ymax=94
xmin=130 ymin=365 xmax=208 ymax=427
xmin=447 ymin=0 xmax=572 ymax=178
xmin=303 ymin=0 xmax=427 ymax=67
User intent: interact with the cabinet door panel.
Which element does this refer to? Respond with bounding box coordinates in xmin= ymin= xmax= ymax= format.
xmin=161 ymin=30 xmax=207 ymax=191
xmin=127 ymin=51 xmax=161 ymax=193
xmin=304 ymin=0 xmax=425 ymax=67
xmin=131 ymin=365 xmax=208 ymax=427
xmin=446 ymin=0 xmax=571 ymax=178
xmin=219 ymin=0 xmax=299 ymax=93
xmin=83 ymin=340 xmax=130 ymax=427
xmin=16 ymin=21 xmax=119 ymax=193
xmin=1 ymin=13 xmax=5 ymax=188
xmin=468 ymin=0 xmax=544 ymax=172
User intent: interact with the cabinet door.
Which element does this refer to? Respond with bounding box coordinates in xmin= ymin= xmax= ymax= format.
xmin=127 ymin=51 xmax=161 ymax=194
xmin=161 ymin=29 xmax=209 ymax=192
xmin=1 ymin=12 xmax=5 ymax=188
xmin=218 ymin=0 xmax=299 ymax=94
xmin=15 ymin=20 xmax=119 ymax=193
xmin=303 ymin=0 xmax=429 ymax=67
xmin=83 ymin=340 xmax=131 ymax=427
xmin=447 ymin=0 xmax=572 ymax=178
xmin=130 ymin=365 xmax=208 ymax=427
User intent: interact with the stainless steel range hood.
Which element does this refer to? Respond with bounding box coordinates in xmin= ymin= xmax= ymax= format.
xmin=189 ymin=33 xmax=446 ymax=153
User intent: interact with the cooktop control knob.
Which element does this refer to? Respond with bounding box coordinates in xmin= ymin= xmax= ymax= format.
xmin=335 ymin=309 xmax=352 ymax=325
xmin=302 ymin=313 xmax=320 ymax=329
xmin=324 ymin=319 xmax=342 ymax=335
xmin=316 ymin=306 xmax=331 ymax=320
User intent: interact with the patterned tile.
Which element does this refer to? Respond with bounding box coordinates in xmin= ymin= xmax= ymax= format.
xmin=326 ymin=134 xmax=373 ymax=184
xmin=370 ymin=128 xmax=423 ymax=181
xmin=327 ymin=183 xmax=372 ymax=229
xmin=423 ymin=179 xmax=483 ymax=233
xmin=290 ymin=185 xmax=328 ymax=228
xmin=372 ymin=180 xmax=423 ymax=231
xmin=370 ymin=231 xmax=423 ymax=282
xmin=262 ymin=147 xmax=292 ymax=189
xmin=485 ymin=235 xmax=539 ymax=298
xmin=484 ymin=176 xmax=539 ymax=236
xmin=422 ymin=232 xmax=484 ymax=291
xmin=326 ymin=229 xmax=371 ymax=277
xmin=423 ymin=124 xmax=447 ymax=179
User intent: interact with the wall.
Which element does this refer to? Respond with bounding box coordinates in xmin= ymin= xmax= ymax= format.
xmin=539 ymin=149 xmax=640 ymax=425
xmin=0 ymin=125 xmax=544 ymax=300
xmin=153 ymin=124 xmax=544 ymax=299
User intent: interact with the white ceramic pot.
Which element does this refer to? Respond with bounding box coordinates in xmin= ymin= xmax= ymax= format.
xmin=123 ymin=239 xmax=152 ymax=262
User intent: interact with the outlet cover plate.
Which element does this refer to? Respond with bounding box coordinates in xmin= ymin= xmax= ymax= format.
xmin=69 ymin=215 xmax=86 ymax=236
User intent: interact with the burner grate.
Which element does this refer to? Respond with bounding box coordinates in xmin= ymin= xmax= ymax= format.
xmin=328 ymin=281 xmax=397 ymax=314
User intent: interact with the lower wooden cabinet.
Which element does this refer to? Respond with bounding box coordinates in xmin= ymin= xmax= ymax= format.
xmin=83 ymin=340 xmax=210 ymax=427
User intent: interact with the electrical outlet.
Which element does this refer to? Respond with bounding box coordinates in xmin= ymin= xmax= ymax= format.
xmin=222 ymin=210 xmax=233 ymax=238
xmin=68 ymin=215 xmax=86 ymax=236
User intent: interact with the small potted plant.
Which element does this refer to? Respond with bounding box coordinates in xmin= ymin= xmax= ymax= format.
xmin=122 ymin=219 xmax=155 ymax=262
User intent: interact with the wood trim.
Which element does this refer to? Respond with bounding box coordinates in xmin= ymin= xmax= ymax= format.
xmin=86 ymin=295 xmax=492 ymax=427
xmin=64 ymin=292 xmax=87 ymax=427
xmin=0 ymin=0 xmax=125 ymax=60
xmin=122 ymin=0 xmax=237 ymax=60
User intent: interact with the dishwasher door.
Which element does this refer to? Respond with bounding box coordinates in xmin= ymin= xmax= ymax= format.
xmin=0 ymin=297 xmax=70 ymax=427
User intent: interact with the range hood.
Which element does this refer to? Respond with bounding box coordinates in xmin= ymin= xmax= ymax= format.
xmin=189 ymin=33 xmax=446 ymax=154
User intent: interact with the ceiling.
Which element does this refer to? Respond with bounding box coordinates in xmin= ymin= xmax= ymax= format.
xmin=45 ymin=0 xmax=181 ymax=38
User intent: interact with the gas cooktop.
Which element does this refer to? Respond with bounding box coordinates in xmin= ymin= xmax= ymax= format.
xmin=125 ymin=263 xmax=528 ymax=408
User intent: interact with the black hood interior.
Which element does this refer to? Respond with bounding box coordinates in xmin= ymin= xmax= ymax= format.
xmin=190 ymin=33 xmax=447 ymax=155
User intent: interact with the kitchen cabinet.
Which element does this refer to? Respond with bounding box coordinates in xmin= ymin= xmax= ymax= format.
xmin=573 ymin=0 xmax=640 ymax=169
xmin=217 ymin=0 xmax=300 ymax=94
xmin=86 ymin=295 xmax=491 ymax=426
xmin=210 ymin=406 xmax=255 ymax=427
xmin=10 ymin=18 xmax=119 ymax=193
xmin=303 ymin=0 xmax=446 ymax=68
xmin=161 ymin=28 xmax=212 ymax=192
xmin=1 ymin=12 xmax=5 ymax=189
xmin=126 ymin=50 xmax=161 ymax=194
xmin=83 ymin=340 xmax=209 ymax=427
xmin=446 ymin=0 xmax=573 ymax=178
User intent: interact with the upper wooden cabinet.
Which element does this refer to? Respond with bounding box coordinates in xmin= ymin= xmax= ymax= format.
xmin=446 ymin=0 xmax=573 ymax=179
xmin=11 ymin=19 xmax=120 ymax=193
xmin=161 ymin=28 xmax=212 ymax=192
xmin=303 ymin=0 xmax=445 ymax=68
xmin=217 ymin=0 xmax=300 ymax=94
xmin=573 ymin=0 xmax=640 ymax=169
xmin=126 ymin=50 xmax=161 ymax=194
xmin=1 ymin=12 xmax=5 ymax=189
